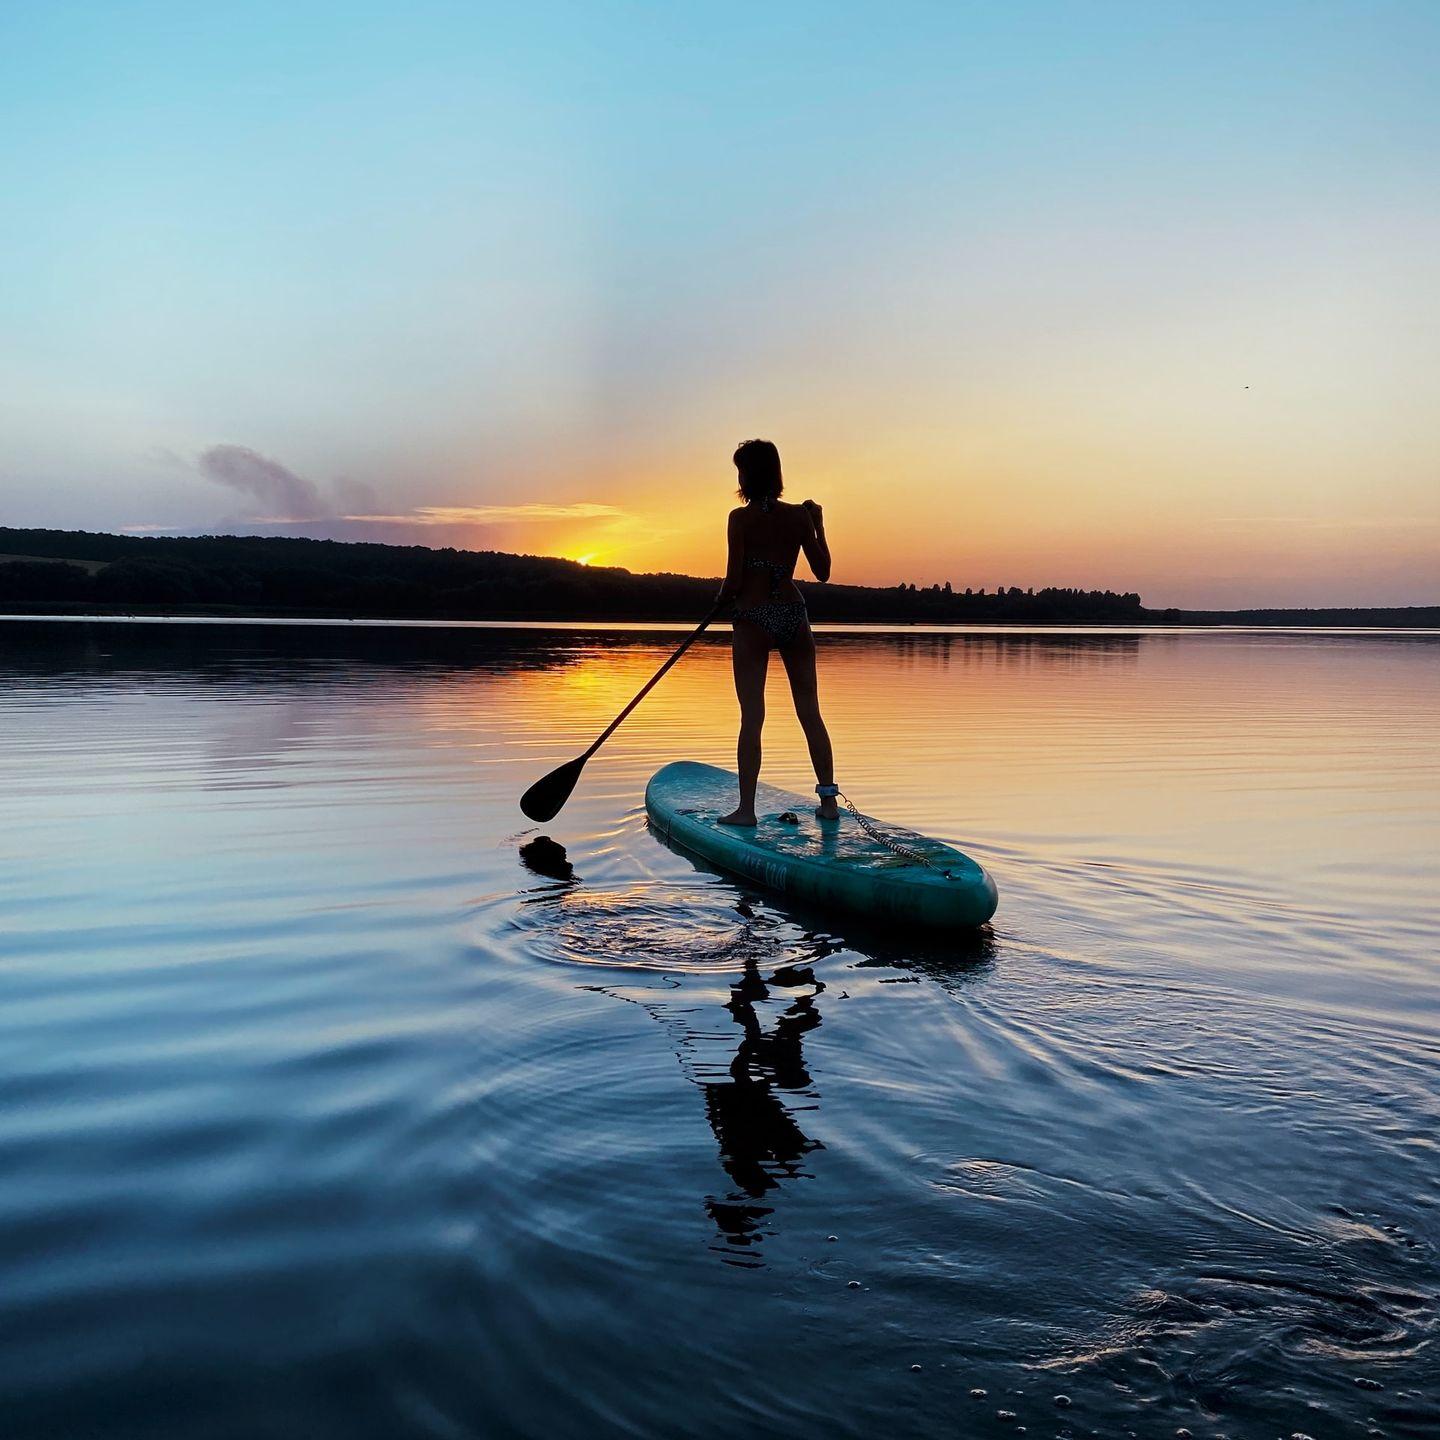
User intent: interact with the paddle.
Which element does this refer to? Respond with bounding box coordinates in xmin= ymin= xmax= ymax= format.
xmin=519 ymin=602 xmax=725 ymax=822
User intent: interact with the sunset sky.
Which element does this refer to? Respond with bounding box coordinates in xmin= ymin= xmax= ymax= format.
xmin=3 ymin=2 xmax=1437 ymax=608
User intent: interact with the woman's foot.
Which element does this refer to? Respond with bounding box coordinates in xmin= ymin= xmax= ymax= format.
xmin=718 ymin=808 xmax=757 ymax=826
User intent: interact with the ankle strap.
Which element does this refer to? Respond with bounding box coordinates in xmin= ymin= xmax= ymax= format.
xmin=815 ymin=783 xmax=840 ymax=798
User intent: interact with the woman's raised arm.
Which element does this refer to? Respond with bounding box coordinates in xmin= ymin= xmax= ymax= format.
xmin=800 ymin=500 xmax=831 ymax=583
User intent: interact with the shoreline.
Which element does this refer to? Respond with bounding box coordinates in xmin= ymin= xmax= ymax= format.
xmin=4 ymin=611 xmax=1438 ymax=637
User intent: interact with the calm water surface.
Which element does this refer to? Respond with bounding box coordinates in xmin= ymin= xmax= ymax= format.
xmin=1 ymin=619 xmax=1437 ymax=1439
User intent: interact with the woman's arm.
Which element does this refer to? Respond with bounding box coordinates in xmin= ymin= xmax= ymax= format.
xmin=800 ymin=500 xmax=831 ymax=583
xmin=714 ymin=509 xmax=745 ymax=607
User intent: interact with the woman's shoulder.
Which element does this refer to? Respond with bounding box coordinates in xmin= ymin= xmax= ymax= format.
xmin=769 ymin=499 xmax=809 ymax=518
xmin=729 ymin=498 xmax=806 ymax=522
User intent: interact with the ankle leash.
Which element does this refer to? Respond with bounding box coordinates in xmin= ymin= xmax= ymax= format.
xmin=817 ymin=783 xmax=953 ymax=879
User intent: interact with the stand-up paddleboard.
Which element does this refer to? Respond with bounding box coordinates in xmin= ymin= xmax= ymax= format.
xmin=645 ymin=761 xmax=998 ymax=930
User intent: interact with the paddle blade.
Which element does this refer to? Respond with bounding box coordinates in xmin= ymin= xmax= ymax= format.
xmin=520 ymin=755 xmax=587 ymax=822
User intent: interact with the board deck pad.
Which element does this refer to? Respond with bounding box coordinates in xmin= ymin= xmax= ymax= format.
xmin=645 ymin=761 xmax=998 ymax=930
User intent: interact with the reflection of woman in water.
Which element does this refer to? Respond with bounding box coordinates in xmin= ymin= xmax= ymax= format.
xmin=703 ymin=953 xmax=824 ymax=1260
xmin=715 ymin=439 xmax=839 ymax=826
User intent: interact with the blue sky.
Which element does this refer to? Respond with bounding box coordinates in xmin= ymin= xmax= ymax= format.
xmin=2 ymin=1 xmax=1437 ymax=605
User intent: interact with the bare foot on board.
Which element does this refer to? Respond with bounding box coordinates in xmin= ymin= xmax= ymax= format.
xmin=815 ymin=796 xmax=840 ymax=822
xmin=717 ymin=808 xmax=757 ymax=826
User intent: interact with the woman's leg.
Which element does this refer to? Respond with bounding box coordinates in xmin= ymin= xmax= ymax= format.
xmin=779 ymin=628 xmax=838 ymax=819
xmin=719 ymin=620 xmax=769 ymax=825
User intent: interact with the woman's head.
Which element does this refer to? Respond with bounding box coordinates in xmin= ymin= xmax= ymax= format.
xmin=733 ymin=439 xmax=783 ymax=503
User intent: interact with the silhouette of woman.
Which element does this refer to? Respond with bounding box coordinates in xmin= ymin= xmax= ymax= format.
xmin=714 ymin=439 xmax=839 ymax=826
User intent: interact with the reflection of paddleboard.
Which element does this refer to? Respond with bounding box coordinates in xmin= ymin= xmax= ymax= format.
xmin=645 ymin=761 xmax=998 ymax=930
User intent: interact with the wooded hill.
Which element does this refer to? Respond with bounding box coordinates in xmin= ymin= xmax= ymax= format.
xmin=1 ymin=528 xmax=1434 ymax=627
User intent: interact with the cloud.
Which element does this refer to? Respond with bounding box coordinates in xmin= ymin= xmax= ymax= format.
xmin=344 ymin=503 xmax=623 ymax=525
xmin=197 ymin=444 xmax=327 ymax=522
xmin=133 ymin=443 xmax=629 ymax=545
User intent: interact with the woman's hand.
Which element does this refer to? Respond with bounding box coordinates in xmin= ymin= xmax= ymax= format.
xmin=803 ymin=498 xmax=824 ymax=528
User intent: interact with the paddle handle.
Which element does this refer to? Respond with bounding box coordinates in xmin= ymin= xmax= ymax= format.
xmin=583 ymin=603 xmax=724 ymax=759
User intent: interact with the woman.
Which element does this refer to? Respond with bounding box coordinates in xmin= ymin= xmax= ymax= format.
xmin=714 ymin=439 xmax=840 ymax=826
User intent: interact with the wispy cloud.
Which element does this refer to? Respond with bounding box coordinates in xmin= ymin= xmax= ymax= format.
xmin=198 ymin=444 xmax=327 ymax=521
xmin=132 ymin=443 xmax=628 ymax=542
xmin=344 ymin=503 xmax=623 ymax=525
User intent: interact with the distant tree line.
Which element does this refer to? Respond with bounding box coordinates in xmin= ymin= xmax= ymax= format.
xmin=0 ymin=528 xmax=1146 ymax=623
xmin=2 ymin=527 xmax=1433 ymax=626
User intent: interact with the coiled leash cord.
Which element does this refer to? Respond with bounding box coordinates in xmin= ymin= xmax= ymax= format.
xmin=817 ymin=784 xmax=955 ymax=880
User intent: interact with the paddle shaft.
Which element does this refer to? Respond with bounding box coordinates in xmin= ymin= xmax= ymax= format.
xmin=582 ymin=603 xmax=722 ymax=760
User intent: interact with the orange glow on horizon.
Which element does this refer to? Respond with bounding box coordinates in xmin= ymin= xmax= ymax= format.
xmin=459 ymin=402 xmax=1437 ymax=611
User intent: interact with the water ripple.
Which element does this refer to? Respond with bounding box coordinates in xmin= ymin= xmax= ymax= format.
xmin=1 ymin=620 xmax=1437 ymax=1439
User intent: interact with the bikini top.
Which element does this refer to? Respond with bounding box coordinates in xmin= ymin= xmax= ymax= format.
xmin=744 ymin=554 xmax=794 ymax=599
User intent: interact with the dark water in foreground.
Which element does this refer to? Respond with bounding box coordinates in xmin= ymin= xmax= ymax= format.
xmin=1 ymin=619 xmax=1437 ymax=1440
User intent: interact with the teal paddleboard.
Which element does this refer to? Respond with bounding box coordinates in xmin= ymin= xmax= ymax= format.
xmin=645 ymin=761 xmax=998 ymax=931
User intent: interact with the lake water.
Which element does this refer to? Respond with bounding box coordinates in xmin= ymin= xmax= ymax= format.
xmin=1 ymin=618 xmax=1437 ymax=1440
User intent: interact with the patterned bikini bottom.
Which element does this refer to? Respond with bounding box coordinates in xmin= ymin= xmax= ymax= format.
xmin=733 ymin=600 xmax=810 ymax=648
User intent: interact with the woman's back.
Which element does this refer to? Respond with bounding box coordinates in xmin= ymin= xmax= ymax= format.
xmin=733 ymin=500 xmax=807 ymax=606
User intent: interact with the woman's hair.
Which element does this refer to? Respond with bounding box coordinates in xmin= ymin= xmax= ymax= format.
xmin=733 ymin=438 xmax=783 ymax=503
